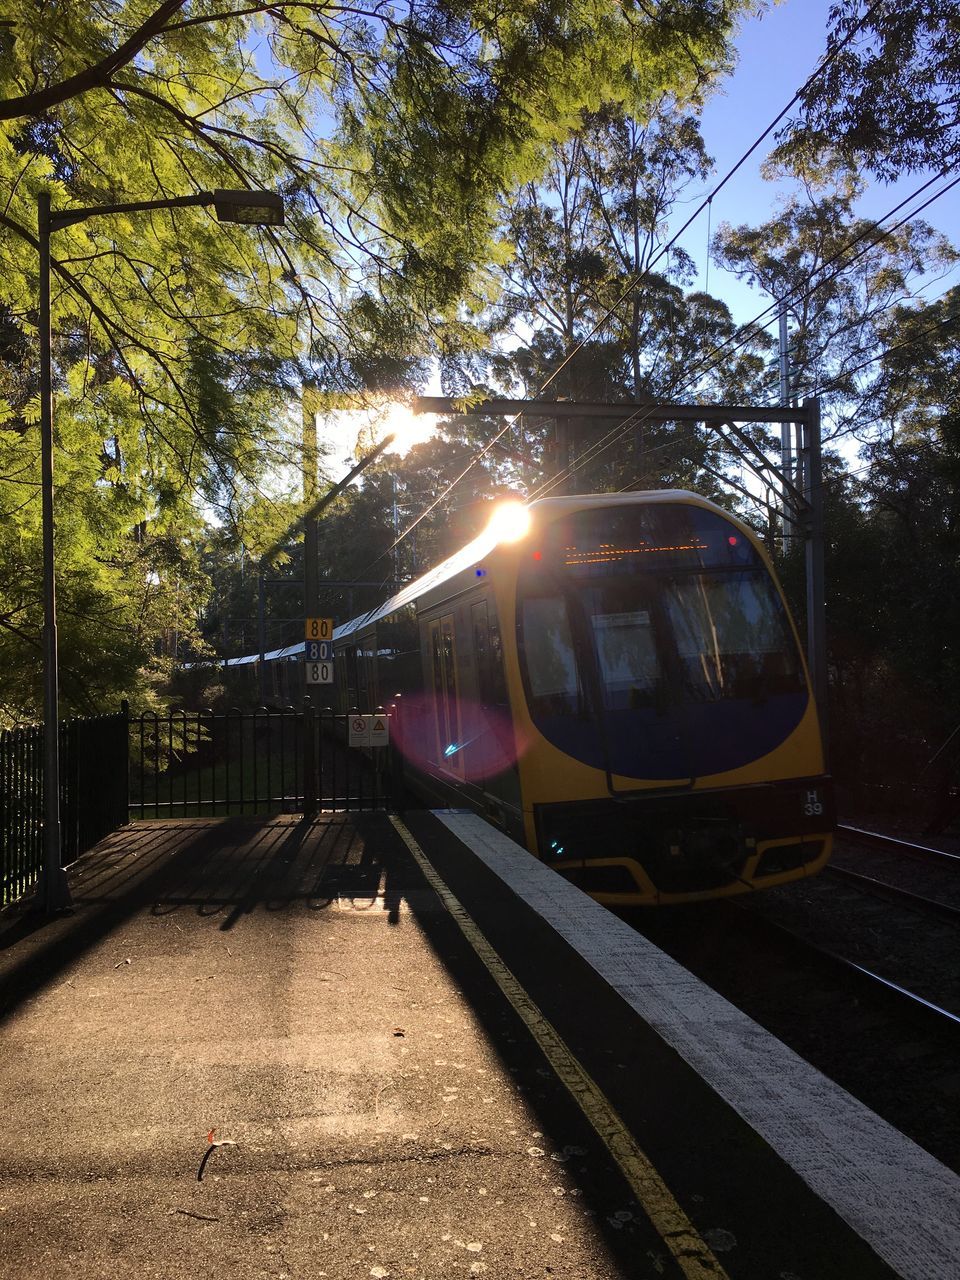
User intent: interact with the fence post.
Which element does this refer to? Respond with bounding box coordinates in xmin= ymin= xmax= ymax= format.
xmin=119 ymin=700 xmax=130 ymax=827
xmin=303 ymin=696 xmax=317 ymax=818
xmin=388 ymin=698 xmax=404 ymax=813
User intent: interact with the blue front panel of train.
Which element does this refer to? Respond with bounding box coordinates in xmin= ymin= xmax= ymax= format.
xmin=517 ymin=502 xmax=809 ymax=780
xmin=533 ymin=693 xmax=809 ymax=779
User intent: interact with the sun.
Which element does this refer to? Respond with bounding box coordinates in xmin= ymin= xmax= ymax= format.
xmin=378 ymin=404 xmax=438 ymax=456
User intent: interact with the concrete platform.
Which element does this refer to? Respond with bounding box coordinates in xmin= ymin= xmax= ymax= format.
xmin=0 ymin=815 xmax=665 ymax=1280
xmin=0 ymin=812 xmax=957 ymax=1279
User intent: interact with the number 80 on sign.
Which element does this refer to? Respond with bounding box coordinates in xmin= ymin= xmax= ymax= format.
xmin=306 ymin=660 xmax=333 ymax=684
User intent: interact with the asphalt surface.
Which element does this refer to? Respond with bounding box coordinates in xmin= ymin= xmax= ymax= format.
xmin=0 ymin=815 xmax=662 ymax=1280
xmin=0 ymin=812 xmax=918 ymax=1279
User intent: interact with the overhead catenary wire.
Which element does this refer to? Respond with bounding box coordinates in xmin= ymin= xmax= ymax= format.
xmin=320 ymin=0 xmax=937 ymax=598
xmin=309 ymin=219 xmax=960 ymax=627
xmin=526 ymin=173 xmax=960 ymax=505
xmin=689 ymin=170 xmax=960 ymax=392
xmin=373 ymin=0 xmax=890 ymax=562
xmin=802 ymin=303 xmax=959 ymax=402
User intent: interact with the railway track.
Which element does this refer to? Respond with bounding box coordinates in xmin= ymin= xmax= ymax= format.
xmin=823 ymin=864 xmax=960 ymax=924
xmin=837 ymin=823 xmax=960 ymax=867
xmin=629 ymin=892 xmax=960 ymax=1045
xmin=623 ymin=873 xmax=960 ymax=1173
xmin=828 ymin=823 xmax=960 ymax=924
xmin=728 ymin=898 xmax=960 ymax=1038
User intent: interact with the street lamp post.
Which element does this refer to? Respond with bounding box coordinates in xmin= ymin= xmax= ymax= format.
xmin=35 ymin=187 xmax=284 ymax=913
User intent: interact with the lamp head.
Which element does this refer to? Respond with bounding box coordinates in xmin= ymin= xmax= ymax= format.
xmin=212 ymin=189 xmax=284 ymax=226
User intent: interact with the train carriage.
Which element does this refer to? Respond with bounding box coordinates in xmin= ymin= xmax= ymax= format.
xmin=329 ymin=490 xmax=833 ymax=906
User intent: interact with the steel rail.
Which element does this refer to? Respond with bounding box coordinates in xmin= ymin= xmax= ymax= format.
xmin=729 ymin=901 xmax=960 ymax=1036
xmin=837 ymin=823 xmax=960 ymax=866
xmin=837 ymin=953 xmax=960 ymax=1031
xmin=823 ymin=864 xmax=960 ymax=925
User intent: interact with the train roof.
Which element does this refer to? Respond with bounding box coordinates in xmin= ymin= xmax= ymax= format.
xmin=332 ymin=489 xmax=708 ymax=643
xmin=183 ymin=639 xmax=305 ymax=670
xmin=198 ymin=489 xmax=723 ymax=668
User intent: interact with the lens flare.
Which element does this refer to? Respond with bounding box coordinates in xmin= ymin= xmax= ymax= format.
xmin=487 ymin=500 xmax=531 ymax=544
xmin=390 ymin=694 xmax=528 ymax=780
xmin=380 ymin=404 xmax=437 ymax=456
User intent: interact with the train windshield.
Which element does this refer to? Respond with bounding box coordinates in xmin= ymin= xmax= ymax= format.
xmin=517 ymin=503 xmax=808 ymax=780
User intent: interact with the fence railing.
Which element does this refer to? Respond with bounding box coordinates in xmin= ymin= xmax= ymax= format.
xmin=128 ymin=705 xmax=394 ymax=819
xmin=2 ymin=702 xmax=396 ymax=905
xmin=1 ymin=709 xmax=128 ymax=905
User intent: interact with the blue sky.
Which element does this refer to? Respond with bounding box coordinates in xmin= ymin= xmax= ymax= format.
xmin=321 ymin=1 xmax=959 ymax=469
xmin=679 ymin=0 xmax=960 ymax=327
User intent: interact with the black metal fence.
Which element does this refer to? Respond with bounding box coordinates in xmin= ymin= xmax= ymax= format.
xmin=1 ymin=709 xmax=128 ymax=905
xmin=128 ymin=705 xmax=395 ymax=819
xmin=2 ymin=702 xmax=396 ymax=906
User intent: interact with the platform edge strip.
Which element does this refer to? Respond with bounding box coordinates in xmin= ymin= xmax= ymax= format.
xmin=390 ymin=815 xmax=729 ymax=1280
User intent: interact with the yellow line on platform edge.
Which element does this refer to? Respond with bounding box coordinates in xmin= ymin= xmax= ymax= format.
xmin=390 ymin=816 xmax=730 ymax=1280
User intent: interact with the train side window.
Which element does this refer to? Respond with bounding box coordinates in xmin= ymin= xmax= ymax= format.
xmin=472 ymin=600 xmax=509 ymax=708
xmin=472 ymin=600 xmax=491 ymax=706
xmin=442 ymin=616 xmax=460 ymax=760
xmin=357 ymin=644 xmax=370 ymax=710
xmin=488 ymin=615 xmax=508 ymax=707
xmin=429 ymin=614 xmax=463 ymax=774
xmin=430 ymin=621 xmax=445 ymax=759
xmin=346 ymin=645 xmax=360 ymax=707
xmin=520 ymin=595 xmax=582 ymax=715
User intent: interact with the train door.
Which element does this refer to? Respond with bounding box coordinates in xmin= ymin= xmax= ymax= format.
xmin=356 ymin=645 xmax=368 ymax=711
xmin=429 ymin=613 xmax=463 ymax=777
xmin=471 ymin=598 xmax=521 ymax=814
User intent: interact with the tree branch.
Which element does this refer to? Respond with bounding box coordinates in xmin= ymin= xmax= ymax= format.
xmin=0 ymin=0 xmax=187 ymax=121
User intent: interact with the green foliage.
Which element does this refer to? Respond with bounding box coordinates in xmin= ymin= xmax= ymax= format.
xmin=713 ymin=188 xmax=958 ymax=444
xmin=469 ymin=101 xmax=773 ymax=501
xmin=0 ymin=0 xmax=749 ymax=721
xmin=772 ymin=290 xmax=960 ymax=824
xmin=774 ymin=1 xmax=960 ymax=180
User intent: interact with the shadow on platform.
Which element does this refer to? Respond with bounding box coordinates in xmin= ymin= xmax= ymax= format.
xmin=0 ymin=814 xmax=409 ymax=1024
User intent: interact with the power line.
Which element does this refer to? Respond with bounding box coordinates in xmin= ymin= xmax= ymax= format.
xmin=530 ymin=175 xmax=960 ymax=501
xmin=806 ymin=304 xmax=959 ymax=399
xmin=523 ymin=0 xmax=890 ymax=404
xmin=375 ymin=0 xmax=890 ymax=561
xmin=691 ymin=169 xmax=960 ymax=390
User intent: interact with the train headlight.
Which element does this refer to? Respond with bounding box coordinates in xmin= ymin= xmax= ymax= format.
xmin=488 ymin=500 xmax=531 ymax=544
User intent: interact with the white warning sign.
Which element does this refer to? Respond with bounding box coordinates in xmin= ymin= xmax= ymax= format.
xmin=348 ymin=714 xmax=390 ymax=747
xmin=349 ymin=715 xmax=369 ymax=746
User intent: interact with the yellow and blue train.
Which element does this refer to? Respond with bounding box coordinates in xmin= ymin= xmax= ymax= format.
xmin=247 ymin=491 xmax=834 ymax=906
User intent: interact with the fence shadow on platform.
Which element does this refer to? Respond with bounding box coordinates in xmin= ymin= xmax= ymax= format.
xmin=0 ymin=813 xmax=413 ymax=1025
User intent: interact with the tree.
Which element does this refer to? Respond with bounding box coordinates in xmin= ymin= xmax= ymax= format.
xmin=713 ymin=185 xmax=957 ymax=446
xmin=481 ymin=102 xmax=772 ymax=501
xmin=767 ymin=282 xmax=960 ymax=825
xmin=0 ymin=0 xmax=754 ymax=720
xmin=774 ymin=1 xmax=960 ymax=180
xmin=0 ymin=0 xmax=750 ymax=461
